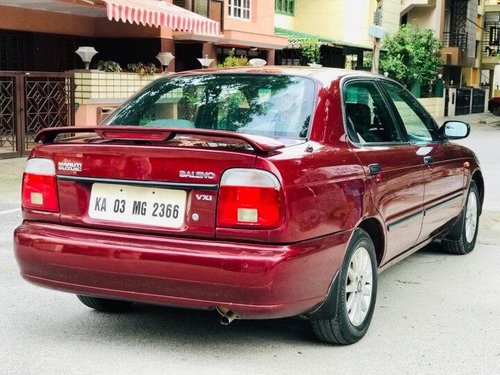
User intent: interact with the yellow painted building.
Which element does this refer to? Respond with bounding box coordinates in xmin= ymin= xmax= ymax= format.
xmin=276 ymin=0 xmax=400 ymax=47
xmin=274 ymin=0 xmax=401 ymax=68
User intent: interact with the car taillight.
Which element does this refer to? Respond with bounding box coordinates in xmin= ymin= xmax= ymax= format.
xmin=217 ymin=169 xmax=283 ymax=228
xmin=22 ymin=158 xmax=59 ymax=212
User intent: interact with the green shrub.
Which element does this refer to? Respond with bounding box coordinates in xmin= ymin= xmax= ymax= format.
xmin=96 ymin=60 xmax=122 ymax=73
xmin=301 ymin=39 xmax=321 ymax=64
xmin=380 ymin=25 xmax=442 ymax=89
xmin=218 ymin=49 xmax=248 ymax=67
xmin=127 ymin=62 xmax=158 ymax=76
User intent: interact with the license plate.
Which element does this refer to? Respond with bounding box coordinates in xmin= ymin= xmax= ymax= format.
xmin=88 ymin=183 xmax=186 ymax=228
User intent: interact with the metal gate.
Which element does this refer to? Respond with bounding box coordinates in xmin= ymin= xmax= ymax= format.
xmin=0 ymin=71 xmax=74 ymax=159
xmin=471 ymin=88 xmax=486 ymax=114
xmin=455 ymin=88 xmax=472 ymax=116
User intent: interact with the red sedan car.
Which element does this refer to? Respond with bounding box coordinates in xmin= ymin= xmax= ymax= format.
xmin=14 ymin=67 xmax=483 ymax=345
xmin=488 ymin=96 xmax=500 ymax=115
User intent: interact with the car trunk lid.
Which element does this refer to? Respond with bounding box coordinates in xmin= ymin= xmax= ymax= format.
xmin=32 ymin=127 xmax=288 ymax=239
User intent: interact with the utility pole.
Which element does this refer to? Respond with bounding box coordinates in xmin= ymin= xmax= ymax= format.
xmin=370 ymin=0 xmax=384 ymax=74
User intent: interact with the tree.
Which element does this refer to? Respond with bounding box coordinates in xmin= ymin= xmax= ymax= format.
xmin=380 ymin=25 xmax=442 ymax=91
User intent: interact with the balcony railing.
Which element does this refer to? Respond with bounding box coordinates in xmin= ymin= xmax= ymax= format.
xmin=442 ymin=32 xmax=468 ymax=51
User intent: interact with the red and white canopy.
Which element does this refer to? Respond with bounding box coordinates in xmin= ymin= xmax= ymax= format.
xmin=104 ymin=0 xmax=220 ymax=36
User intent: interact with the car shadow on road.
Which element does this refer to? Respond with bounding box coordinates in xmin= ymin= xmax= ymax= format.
xmin=43 ymin=301 xmax=324 ymax=348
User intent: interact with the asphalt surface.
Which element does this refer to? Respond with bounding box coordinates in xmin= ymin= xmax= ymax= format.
xmin=1 ymin=114 xmax=499 ymax=374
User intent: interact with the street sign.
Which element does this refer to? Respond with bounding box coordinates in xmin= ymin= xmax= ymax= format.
xmin=369 ymin=25 xmax=385 ymax=39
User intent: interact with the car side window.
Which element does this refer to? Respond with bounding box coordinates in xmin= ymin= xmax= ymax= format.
xmin=380 ymin=81 xmax=440 ymax=143
xmin=344 ymin=80 xmax=403 ymax=145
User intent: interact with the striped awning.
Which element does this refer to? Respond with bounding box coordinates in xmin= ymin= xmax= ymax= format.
xmin=104 ymin=0 xmax=220 ymax=36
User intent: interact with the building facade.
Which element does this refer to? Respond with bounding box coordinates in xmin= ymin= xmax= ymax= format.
xmin=0 ymin=0 xmax=287 ymax=72
xmin=274 ymin=0 xmax=400 ymax=69
xmin=402 ymin=0 xmax=483 ymax=88
xmin=0 ymin=0 xmax=287 ymax=144
xmin=483 ymin=0 xmax=500 ymax=96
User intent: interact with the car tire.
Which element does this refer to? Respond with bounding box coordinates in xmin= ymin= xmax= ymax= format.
xmin=443 ymin=181 xmax=480 ymax=255
xmin=310 ymin=228 xmax=377 ymax=345
xmin=77 ymin=295 xmax=134 ymax=313
xmin=493 ymin=106 xmax=500 ymax=116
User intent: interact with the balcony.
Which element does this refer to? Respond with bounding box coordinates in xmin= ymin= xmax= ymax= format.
xmin=401 ymin=0 xmax=436 ymax=15
xmin=173 ymin=0 xmax=223 ymax=27
xmin=441 ymin=32 xmax=474 ymax=66
xmin=172 ymin=0 xmax=223 ymax=41
xmin=443 ymin=32 xmax=468 ymax=50
xmin=481 ymin=44 xmax=500 ymax=68
xmin=485 ymin=0 xmax=500 ymax=12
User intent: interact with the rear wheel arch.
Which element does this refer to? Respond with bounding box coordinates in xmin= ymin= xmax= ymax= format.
xmin=471 ymin=170 xmax=484 ymax=215
xmin=309 ymin=228 xmax=378 ymax=344
xmin=307 ymin=218 xmax=384 ymax=321
xmin=358 ymin=218 xmax=385 ymax=266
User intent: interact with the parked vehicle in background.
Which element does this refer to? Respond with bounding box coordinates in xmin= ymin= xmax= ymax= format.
xmin=14 ymin=67 xmax=483 ymax=345
xmin=488 ymin=96 xmax=500 ymax=115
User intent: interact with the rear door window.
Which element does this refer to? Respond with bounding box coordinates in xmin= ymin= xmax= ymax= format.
xmin=343 ymin=80 xmax=404 ymax=144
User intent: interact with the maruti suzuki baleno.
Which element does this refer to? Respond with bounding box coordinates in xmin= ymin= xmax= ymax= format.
xmin=14 ymin=67 xmax=483 ymax=344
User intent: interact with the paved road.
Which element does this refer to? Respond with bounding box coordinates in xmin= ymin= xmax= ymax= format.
xmin=1 ymin=116 xmax=499 ymax=374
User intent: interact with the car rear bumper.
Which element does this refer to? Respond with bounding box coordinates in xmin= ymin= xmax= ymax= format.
xmin=14 ymin=222 xmax=350 ymax=319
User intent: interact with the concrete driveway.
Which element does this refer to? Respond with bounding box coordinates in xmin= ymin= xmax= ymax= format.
xmin=1 ymin=115 xmax=499 ymax=374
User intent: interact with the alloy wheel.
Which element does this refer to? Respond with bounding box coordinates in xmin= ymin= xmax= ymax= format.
xmin=345 ymin=246 xmax=373 ymax=326
xmin=465 ymin=190 xmax=478 ymax=244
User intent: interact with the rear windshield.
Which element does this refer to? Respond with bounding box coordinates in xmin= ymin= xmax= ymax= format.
xmin=104 ymin=74 xmax=315 ymax=139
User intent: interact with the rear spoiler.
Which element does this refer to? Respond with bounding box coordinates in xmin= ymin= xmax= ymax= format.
xmin=35 ymin=126 xmax=287 ymax=153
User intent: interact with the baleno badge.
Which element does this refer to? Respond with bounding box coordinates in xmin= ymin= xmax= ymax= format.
xmin=179 ymin=171 xmax=216 ymax=180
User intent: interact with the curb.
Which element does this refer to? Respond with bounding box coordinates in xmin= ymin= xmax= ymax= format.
xmin=435 ymin=112 xmax=500 ymax=127
xmin=478 ymin=118 xmax=500 ymax=126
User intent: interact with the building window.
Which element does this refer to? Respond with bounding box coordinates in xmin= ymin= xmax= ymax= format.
xmin=228 ymin=0 xmax=250 ymax=20
xmin=275 ymin=0 xmax=294 ymax=16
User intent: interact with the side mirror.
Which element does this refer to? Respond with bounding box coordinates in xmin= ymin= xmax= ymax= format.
xmin=441 ymin=121 xmax=470 ymax=139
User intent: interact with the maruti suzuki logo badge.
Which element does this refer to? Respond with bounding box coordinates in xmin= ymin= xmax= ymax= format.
xmin=58 ymin=161 xmax=82 ymax=172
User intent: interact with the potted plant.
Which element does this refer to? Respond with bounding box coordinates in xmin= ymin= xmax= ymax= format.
xmin=96 ymin=60 xmax=122 ymax=72
xmin=127 ymin=62 xmax=158 ymax=76
xmin=218 ymin=48 xmax=248 ymax=67
xmin=301 ymin=39 xmax=321 ymax=67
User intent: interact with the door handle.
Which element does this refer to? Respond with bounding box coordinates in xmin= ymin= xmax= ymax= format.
xmin=368 ymin=163 xmax=382 ymax=175
xmin=423 ymin=156 xmax=433 ymax=165
xmin=368 ymin=163 xmax=382 ymax=182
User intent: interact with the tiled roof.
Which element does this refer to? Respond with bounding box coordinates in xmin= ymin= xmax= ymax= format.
xmin=274 ymin=27 xmax=372 ymax=50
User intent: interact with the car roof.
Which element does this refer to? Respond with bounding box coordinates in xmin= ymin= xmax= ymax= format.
xmin=171 ymin=66 xmax=379 ymax=86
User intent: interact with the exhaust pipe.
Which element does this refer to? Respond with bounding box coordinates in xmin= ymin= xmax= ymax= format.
xmin=216 ymin=307 xmax=237 ymax=325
